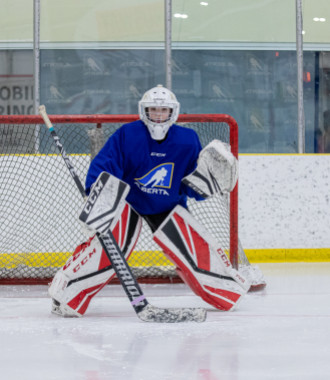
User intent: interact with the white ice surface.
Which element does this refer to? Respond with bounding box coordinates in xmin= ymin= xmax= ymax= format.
xmin=1 ymin=263 xmax=330 ymax=380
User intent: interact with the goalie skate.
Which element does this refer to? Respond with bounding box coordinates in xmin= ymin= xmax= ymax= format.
xmin=239 ymin=264 xmax=266 ymax=291
xmin=51 ymin=298 xmax=81 ymax=318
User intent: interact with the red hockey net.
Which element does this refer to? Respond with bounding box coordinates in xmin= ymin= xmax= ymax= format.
xmin=0 ymin=114 xmax=248 ymax=284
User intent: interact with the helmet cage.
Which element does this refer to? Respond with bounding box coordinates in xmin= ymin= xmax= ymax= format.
xmin=145 ymin=106 xmax=173 ymax=124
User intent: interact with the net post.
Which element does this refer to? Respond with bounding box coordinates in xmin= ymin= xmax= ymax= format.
xmin=228 ymin=116 xmax=239 ymax=269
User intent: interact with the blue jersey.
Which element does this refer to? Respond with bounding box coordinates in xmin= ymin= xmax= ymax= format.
xmin=86 ymin=120 xmax=203 ymax=216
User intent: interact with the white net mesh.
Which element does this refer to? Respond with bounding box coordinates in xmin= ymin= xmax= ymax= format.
xmin=0 ymin=115 xmax=250 ymax=283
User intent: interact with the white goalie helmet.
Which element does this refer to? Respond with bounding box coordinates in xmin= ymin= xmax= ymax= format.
xmin=138 ymin=84 xmax=180 ymax=140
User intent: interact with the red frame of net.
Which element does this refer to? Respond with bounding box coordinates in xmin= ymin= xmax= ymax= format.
xmin=0 ymin=113 xmax=239 ymax=284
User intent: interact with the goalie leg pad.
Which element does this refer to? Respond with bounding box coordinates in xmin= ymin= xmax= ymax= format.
xmin=153 ymin=205 xmax=250 ymax=311
xmin=49 ymin=203 xmax=142 ymax=317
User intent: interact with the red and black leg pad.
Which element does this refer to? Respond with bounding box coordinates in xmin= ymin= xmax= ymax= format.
xmin=153 ymin=205 xmax=250 ymax=311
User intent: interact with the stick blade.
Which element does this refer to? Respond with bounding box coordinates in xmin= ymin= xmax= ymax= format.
xmin=138 ymin=304 xmax=207 ymax=323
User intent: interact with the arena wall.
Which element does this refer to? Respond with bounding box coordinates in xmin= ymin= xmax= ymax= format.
xmin=239 ymin=154 xmax=330 ymax=261
xmin=2 ymin=154 xmax=330 ymax=262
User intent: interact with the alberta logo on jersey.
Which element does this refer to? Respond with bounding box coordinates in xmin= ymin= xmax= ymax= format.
xmin=134 ymin=163 xmax=174 ymax=195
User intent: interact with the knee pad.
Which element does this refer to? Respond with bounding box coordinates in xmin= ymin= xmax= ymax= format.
xmin=153 ymin=205 xmax=250 ymax=311
xmin=49 ymin=203 xmax=142 ymax=316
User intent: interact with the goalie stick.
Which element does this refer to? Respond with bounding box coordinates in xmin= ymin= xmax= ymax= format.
xmin=39 ymin=105 xmax=207 ymax=323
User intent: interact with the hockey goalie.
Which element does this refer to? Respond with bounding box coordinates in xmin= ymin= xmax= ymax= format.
xmin=49 ymin=84 xmax=265 ymax=317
